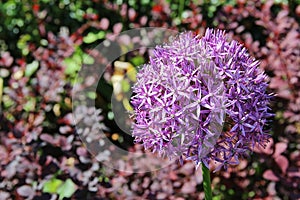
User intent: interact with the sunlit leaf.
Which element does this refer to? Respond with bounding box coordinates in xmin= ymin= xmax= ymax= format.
xmin=83 ymin=32 xmax=98 ymax=44
xmin=121 ymin=79 xmax=130 ymax=92
xmin=123 ymin=97 xmax=133 ymax=111
xmin=57 ymin=179 xmax=77 ymax=200
xmin=43 ymin=178 xmax=63 ymax=194
xmin=127 ymin=66 xmax=137 ymax=82
xmin=114 ymin=61 xmax=134 ymax=70
xmin=97 ymin=31 xmax=106 ymax=39
xmin=83 ymin=31 xmax=106 ymax=44
xmin=87 ymin=91 xmax=96 ymax=99
xmin=64 ymin=57 xmax=81 ymax=75
xmin=263 ymin=170 xmax=279 ymax=182
xmin=25 ymin=61 xmax=39 ymax=77
xmin=23 ymin=97 xmax=36 ymax=112
xmin=130 ymin=56 xmax=145 ymax=67
xmin=83 ymin=53 xmax=94 ymax=64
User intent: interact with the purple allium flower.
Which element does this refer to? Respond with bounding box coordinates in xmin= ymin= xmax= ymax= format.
xmin=130 ymin=29 xmax=273 ymax=171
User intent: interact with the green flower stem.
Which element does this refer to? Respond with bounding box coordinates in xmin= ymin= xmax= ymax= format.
xmin=202 ymin=164 xmax=212 ymax=200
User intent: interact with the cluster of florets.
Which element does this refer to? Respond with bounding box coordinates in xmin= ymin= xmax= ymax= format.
xmin=131 ymin=29 xmax=273 ymax=171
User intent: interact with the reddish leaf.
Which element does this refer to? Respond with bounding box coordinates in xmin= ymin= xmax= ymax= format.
xmin=179 ymin=162 xmax=194 ymax=176
xmin=76 ymin=147 xmax=88 ymax=156
xmin=128 ymin=8 xmax=137 ymax=21
xmin=59 ymin=125 xmax=72 ymax=134
xmin=113 ymin=23 xmax=123 ymax=34
xmin=275 ymin=155 xmax=289 ymax=174
xmin=100 ymin=18 xmax=109 ymax=30
xmin=273 ymin=142 xmax=287 ymax=157
xmin=169 ymin=170 xmax=178 ymax=181
xmin=57 ymin=114 xmax=71 ymax=125
xmin=17 ymin=185 xmax=34 ymax=197
xmin=181 ymin=180 xmax=196 ymax=194
xmin=152 ymin=5 xmax=163 ymax=12
xmin=157 ymin=193 xmax=167 ymax=199
xmin=263 ymin=170 xmax=279 ymax=182
xmin=0 ymin=191 xmax=10 ymax=200
xmin=40 ymin=134 xmax=54 ymax=144
xmin=140 ymin=16 xmax=148 ymax=26
xmin=267 ymin=182 xmax=277 ymax=196
xmin=287 ymin=170 xmax=300 ymax=178
xmin=0 ymin=146 xmax=8 ymax=165
xmin=0 ymin=52 xmax=13 ymax=67
xmin=33 ymin=114 xmax=45 ymax=126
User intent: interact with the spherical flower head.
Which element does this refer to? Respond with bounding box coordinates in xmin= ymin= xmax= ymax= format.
xmin=131 ymin=29 xmax=273 ymax=171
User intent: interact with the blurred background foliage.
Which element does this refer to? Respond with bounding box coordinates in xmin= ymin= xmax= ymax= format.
xmin=0 ymin=0 xmax=299 ymax=199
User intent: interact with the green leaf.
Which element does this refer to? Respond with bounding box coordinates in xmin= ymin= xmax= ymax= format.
xmin=25 ymin=61 xmax=39 ymax=77
xmin=17 ymin=34 xmax=31 ymax=56
xmin=87 ymin=91 xmax=96 ymax=99
xmin=83 ymin=31 xmax=106 ymax=44
xmin=97 ymin=31 xmax=106 ymax=39
xmin=121 ymin=79 xmax=130 ymax=92
xmin=3 ymin=95 xmax=14 ymax=108
xmin=83 ymin=32 xmax=98 ymax=44
xmin=130 ymin=56 xmax=145 ymax=67
xmin=122 ymin=98 xmax=133 ymax=111
xmin=57 ymin=179 xmax=77 ymax=200
xmin=43 ymin=178 xmax=63 ymax=194
xmin=126 ymin=67 xmax=137 ymax=82
xmin=64 ymin=57 xmax=81 ymax=75
xmin=23 ymin=97 xmax=36 ymax=112
xmin=212 ymin=196 xmax=222 ymax=200
xmin=83 ymin=53 xmax=94 ymax=64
